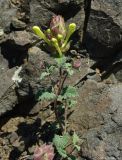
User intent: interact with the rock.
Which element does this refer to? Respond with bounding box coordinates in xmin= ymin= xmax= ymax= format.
xmin=113 ymin=51 xmax=122 ymax=82
xmin=85 ymin=0 xmax=122 ymax=58
xmin=0 ymin=48 xmax=8 ymax=75
xmin=29 ymin=0 xmax=54 ymax=27
xmin=17 ymin=47 xmax=53 ymax=100
xmin=11 ymin=18 xmax=27 ymax=30
xmin=0 ymin=0 xmax=17 ymax=32
xmin=1 ymin=117 xmax=25 ymax=132
xmin=1 ymin=31 xmax=30 ymax=68
xmin=0 ymin=67 xmax=18 ymax=116
xmin=9 ymin=31 xmax=31 ymax=46
xmin=69 ymin=81 xmax=122 ymax=160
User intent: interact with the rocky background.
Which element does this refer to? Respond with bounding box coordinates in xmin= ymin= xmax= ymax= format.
xmin=0 ymin=0 xmax=122 ymax=160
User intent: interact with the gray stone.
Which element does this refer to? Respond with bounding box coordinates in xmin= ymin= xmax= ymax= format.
xmin=0 ymin=0 xmax=17 ymax=32
xmin=11 ymin=18 xmax=27 ymax=29
xmin=68 ymin=80 xmax=122 ymax=160
xmin=9 ymin=31 xmax=31 ymax=46
xmin=29 ymin=0 xmax=54 ymax=27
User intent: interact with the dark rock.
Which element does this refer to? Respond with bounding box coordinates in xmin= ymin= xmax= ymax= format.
xmin=17 ymin=47 xmax=53 ymax=100
xmin=29 ymin=0 xmax=54 ymax=28
xmin=85 ymin=0 xmax=122 ymax=58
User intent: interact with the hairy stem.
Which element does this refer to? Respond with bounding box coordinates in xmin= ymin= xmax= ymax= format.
xmin=64 ymin=101 xmax=68 ymax=134
xmin=54 ymin=67 xmax=68 ymax=133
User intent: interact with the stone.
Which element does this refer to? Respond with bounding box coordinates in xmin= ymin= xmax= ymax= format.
xmin=69 ymin=81 xmax=122 ymax=160
xmin=0 ymin=67 xmax=18 ymax=116
xmin=11 ymin=18 xmax=27 ymax=29
xmin=9 ymin=31 xmax=31 ymax=46
xmin=29 ymin=0 xmax=54 ymax=27
xmin=1 ymin=117 xmax=25 ymax=132
xmin=85 ymin=0 xmax=122 ymax=58
xmin=0 ymin=0 xmax=17 ymax=32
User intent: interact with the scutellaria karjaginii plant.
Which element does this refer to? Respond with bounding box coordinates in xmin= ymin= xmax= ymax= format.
xmin=32 ymin=15 xmax=76 ymax=57
xmin=33 ymin=15 xmax=81 ymax=160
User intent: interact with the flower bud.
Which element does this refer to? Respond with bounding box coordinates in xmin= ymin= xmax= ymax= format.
xmin=50 ymin=15 xmax=66 ymax=38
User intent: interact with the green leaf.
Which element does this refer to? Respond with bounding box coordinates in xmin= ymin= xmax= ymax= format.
xmin=57 ymin=95 xmax=63 ymax=101
xmin=64 ymin=63 xmax=74 ymax=75
xmin=72 ymin=132 xmax=79 ymax=145
xmin=53 ymin=134 xmax=70 ymax=158
xmin=40 ymin=72 xmax=50 ymax=80
xmin=53 ymin=134 xmax=70 ymax=149
xmin=38 ymin=92 xmax=56 ymax=101
xmin=55 ymin=56 xmax=67 ymax=67
xmin=57 ymin=148 xmax=67 ymax=158
xmin=68 ymin=156 xmax=78 ymax=160
xmin=48 ymin=65 xmax=57 ymax=73
xmin=69 ymin=100 xmax=77 ymax=108
xmin=72 ymin=132 xmax=81 ymax=151
xmin=74 ymin=145 xmax=80 ymax=151
xmin=63 ymin=86 xmax=78 ymax=99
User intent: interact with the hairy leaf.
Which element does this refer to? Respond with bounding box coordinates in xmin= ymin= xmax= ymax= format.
xmin=55 ymin=56 xmax=67 ymax=67
xmin=53 ymin=134 xmax=69 ymax=149
xmin=63 ymin=86 xmax=78 ymax=99
xmin=48 ymin=65 xmax=57 ymax=73
xmin=38 ymin=92 xmax=56 ymax=101
xmin=72 ymin=132 xmax=80 ymax=151
xmin=68 ymin=100 xmax=77 ymax=108
xmin=40 ymin=72 xmax=50 ymax=80
xmin=57 ymin=147 xmax=67 ymax=158
xmin=53 ymin=134 xmax=70 ymax=158
xmin=64 ymin=63 xmax=74 ymax=75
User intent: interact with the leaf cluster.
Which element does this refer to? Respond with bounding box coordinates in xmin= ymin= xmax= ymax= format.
xmin=53 ymin=132 xmax=80 ymax=160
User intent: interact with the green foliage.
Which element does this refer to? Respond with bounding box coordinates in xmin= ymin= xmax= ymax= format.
xmin=63 ymin=62 xmax=74 ymax=76
xmin=53 ymin=134 xmax=70 ymax=158
xmin=68 ymin=100 xmax=77 ymax=108
xmin=33 ymin=15 xmax=80 ymax=160
xmin=53 ymin=133 xmax=81 ymax=159
xmin=40 ymin=72 xmax=50 ymax=80
xmin=72 ymin=132 xmax=80 ymax=151
xmin=38 ymin=91 xmax=56 ymax=101
xmin=55 ymin=56 xmax=67 ymax=66
xmin=63 ymin=86 xmax=78 ymax=99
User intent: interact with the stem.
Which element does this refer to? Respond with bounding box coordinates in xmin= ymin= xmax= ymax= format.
xmin=64 ymin=101 xmax=68 ymax=134
xmin=54 ymin=67 xmax=68 ymax=133
xmin=54 ymin=97 xmax=63 ymax=132
xmin=53 ymin=67 xmax=63 ymax=132
xmin=58 ymin=71 xmax=68 ymax=95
